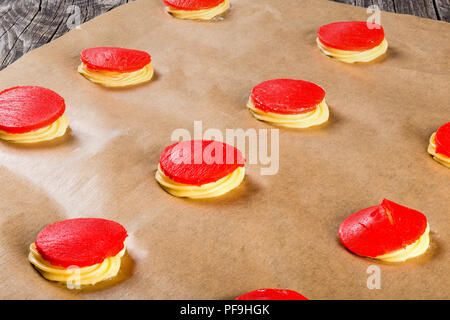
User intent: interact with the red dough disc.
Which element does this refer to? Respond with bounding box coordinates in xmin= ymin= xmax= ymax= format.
xmin=435 ymin=122 xmax=450 ymax=157
xmin=250 ymin=79 xmax=325 ymax=115
xmin=0 ymin=86 xmax=65 ymax=134
xmin=236 ymin=289 xmax=308 ymax=300
xmin=339 ymin=199 xmax=427 ymax=258
xmin=159 ymin=140 xmax=245 ymax=186
xmin=35 ymin=218 xmax=128 ymax=268
xmin=80 ymin=47 xmax=151 ymax=73
xmin=164 ymin=0 xmax=225 ymax=10
xmin=318 ymin=21 xmax=385 ymax=51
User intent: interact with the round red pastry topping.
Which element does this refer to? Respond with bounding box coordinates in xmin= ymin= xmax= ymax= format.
xmin=80 ymin=47 xmax=151 ymax=73
xmin=35 ymin=218 xmax=128 ymax=268
xmin=318 ymin=21 xmax=385 ymax=51
xmin=164 ymin=0 xmax=225 ymax=10
xmin=236 ymin=289 xmax=308 ymax=300
xmin=339 ymin=199 xmax=427 ymax=258
xmin=250 ymin=79 xmax=325 ymax=115
xmin=159 ymin=140 xmax=245 ymax=186
xmin=0 ymin=86 xmax=65 ymax=134
xmin=435 ymin=122 xmax=450 ymax=157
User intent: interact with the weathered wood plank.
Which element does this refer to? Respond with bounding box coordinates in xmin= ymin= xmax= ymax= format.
xmin=331 ymin=0 xmax=449 ymax=20
xmin=0 ymin=0 xmax=448 ymax=71
xmin=0 ymin=0 xmax=134 ymax=70
xmin=434 ymin=0 xmax=450 ymax=21
xmin=332 ymin=0 xmax=396 ymax=12
xmin=391 ymin=0 xmax=438 ymax=20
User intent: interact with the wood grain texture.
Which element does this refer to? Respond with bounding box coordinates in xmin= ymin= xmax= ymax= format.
xmin=0 ymin=0 xmax=134 ymax=71
xmin=0 ymin=0 xmax=448 ymax=71
xmin=433 ymin=0 xmax=450 ymax=20
xmin=332 ymin=0 xmax=449 ymax=21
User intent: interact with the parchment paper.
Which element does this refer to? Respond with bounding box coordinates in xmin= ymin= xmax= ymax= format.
xmin=0 ymin=0 xmax=449 ymax=300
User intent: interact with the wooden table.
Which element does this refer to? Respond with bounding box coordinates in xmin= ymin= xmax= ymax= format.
xmin=0 ymin=0 xmax=448 ymax=71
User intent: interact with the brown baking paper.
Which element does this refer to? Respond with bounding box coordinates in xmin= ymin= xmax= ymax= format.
xmin=0 ymin=0 xmax=449 ymax=300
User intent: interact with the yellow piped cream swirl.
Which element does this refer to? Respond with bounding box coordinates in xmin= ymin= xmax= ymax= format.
xmin=375 ymin=224 xmax=430 ymax=262
xmin=428 ymin=132 xmax=450 ymax=168
xmin=165 ymin=0 xmax=230 ymax=20
xmin=316 ymin=38 xmax=388 ymax=63
xmin=155 ymin=164 xmax=244 ymax=199
xmin=0 ymin=114 xmax=69 ymax=143
xmin=78 ymin=63 xmax=154 ymax=87
xmin=28 ymin=243 xmax=126 ymax=286
xmin=247 ymin=98 xmax=329 ymax=128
